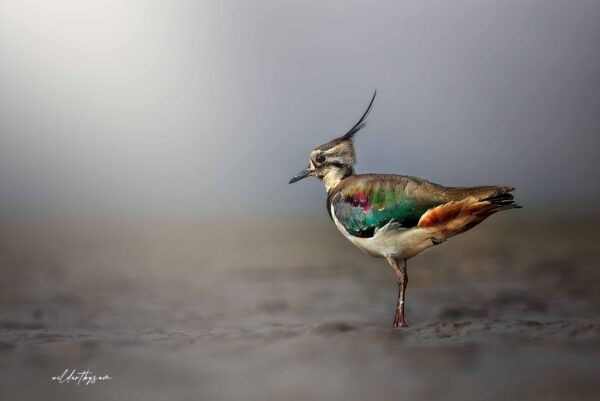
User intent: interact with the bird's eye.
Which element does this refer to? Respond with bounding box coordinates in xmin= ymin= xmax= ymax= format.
xmin=316 ymin=154 xmax=326 ymax=164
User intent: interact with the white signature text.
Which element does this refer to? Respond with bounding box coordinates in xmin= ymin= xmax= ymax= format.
xmin=51 ymin=369 xmax=112 ymax=385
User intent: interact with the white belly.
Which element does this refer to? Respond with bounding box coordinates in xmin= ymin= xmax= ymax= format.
xmin=330 ymin=204 xmax=436 ymax=260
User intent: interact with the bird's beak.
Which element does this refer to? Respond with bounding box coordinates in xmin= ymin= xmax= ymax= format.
xmin=289 ymin=166 xmax=313 ymax=184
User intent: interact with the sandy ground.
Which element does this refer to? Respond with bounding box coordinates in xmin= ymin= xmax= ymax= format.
xmin=0 ymin=216 xmax=599 ymax=400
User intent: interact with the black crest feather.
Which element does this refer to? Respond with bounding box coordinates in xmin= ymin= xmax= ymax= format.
xmin=341 ymin=90 xmax=377 ymax=141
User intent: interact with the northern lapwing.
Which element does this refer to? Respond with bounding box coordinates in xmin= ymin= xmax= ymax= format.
xmin=289 ymin=91 xmax=520 ymax=328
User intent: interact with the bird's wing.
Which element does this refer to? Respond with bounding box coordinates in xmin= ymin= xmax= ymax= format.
xmin=328 ymin=175 xmax=448 ymax=238
xmin=329 ymin=174 xmax=519 ymax=239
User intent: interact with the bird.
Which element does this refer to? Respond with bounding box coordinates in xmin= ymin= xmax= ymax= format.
xmin=289 ymin=91 xmax=520 ymax=328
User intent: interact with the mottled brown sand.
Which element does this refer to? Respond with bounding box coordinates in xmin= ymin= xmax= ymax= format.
xmin=0 ymin=216 xmax=599 ymax=400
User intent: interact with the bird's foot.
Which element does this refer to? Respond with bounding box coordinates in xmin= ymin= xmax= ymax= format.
xmin=393 ymin=308 xmax=407 ymax=328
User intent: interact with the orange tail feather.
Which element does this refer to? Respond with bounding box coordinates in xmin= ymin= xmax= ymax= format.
xmin=417 ymin=198 xmax=509 ymax=237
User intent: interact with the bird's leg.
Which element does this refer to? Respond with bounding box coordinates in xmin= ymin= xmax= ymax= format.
xmin=386 ymin=257 xmax=408 ymax=328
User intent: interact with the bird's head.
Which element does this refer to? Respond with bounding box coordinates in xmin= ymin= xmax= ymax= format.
xmin=289 ymin=91 xmax=376 ymax=191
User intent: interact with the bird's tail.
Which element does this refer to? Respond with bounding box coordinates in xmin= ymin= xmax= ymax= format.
xmin=479 ymin=190 xmax=521 ymax=210
xmin=446 ymin=185 xmax=521 ymax=209
xmin=418 ymin=185 xmax=521 ymax=238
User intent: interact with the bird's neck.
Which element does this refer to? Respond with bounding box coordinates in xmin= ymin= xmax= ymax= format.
xmin=320 ymin=165 xmax=354 ymax=191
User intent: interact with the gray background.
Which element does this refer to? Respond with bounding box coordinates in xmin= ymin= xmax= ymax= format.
xmin=1 ymin=0 xmax=599 ymax=221
xmin=1 ymin=3 xmax=600 ymax=401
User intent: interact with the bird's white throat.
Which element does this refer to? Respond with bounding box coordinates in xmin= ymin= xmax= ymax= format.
xmin=321 ymin=167 xmax=350 ymax=191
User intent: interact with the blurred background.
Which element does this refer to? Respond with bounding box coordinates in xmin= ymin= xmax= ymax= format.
xmin=1 ymin=1 xmax=599 ymax=400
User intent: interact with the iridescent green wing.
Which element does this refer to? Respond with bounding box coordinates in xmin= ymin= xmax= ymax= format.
xmin=329 ymin=175 xmax=446 ymax=238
